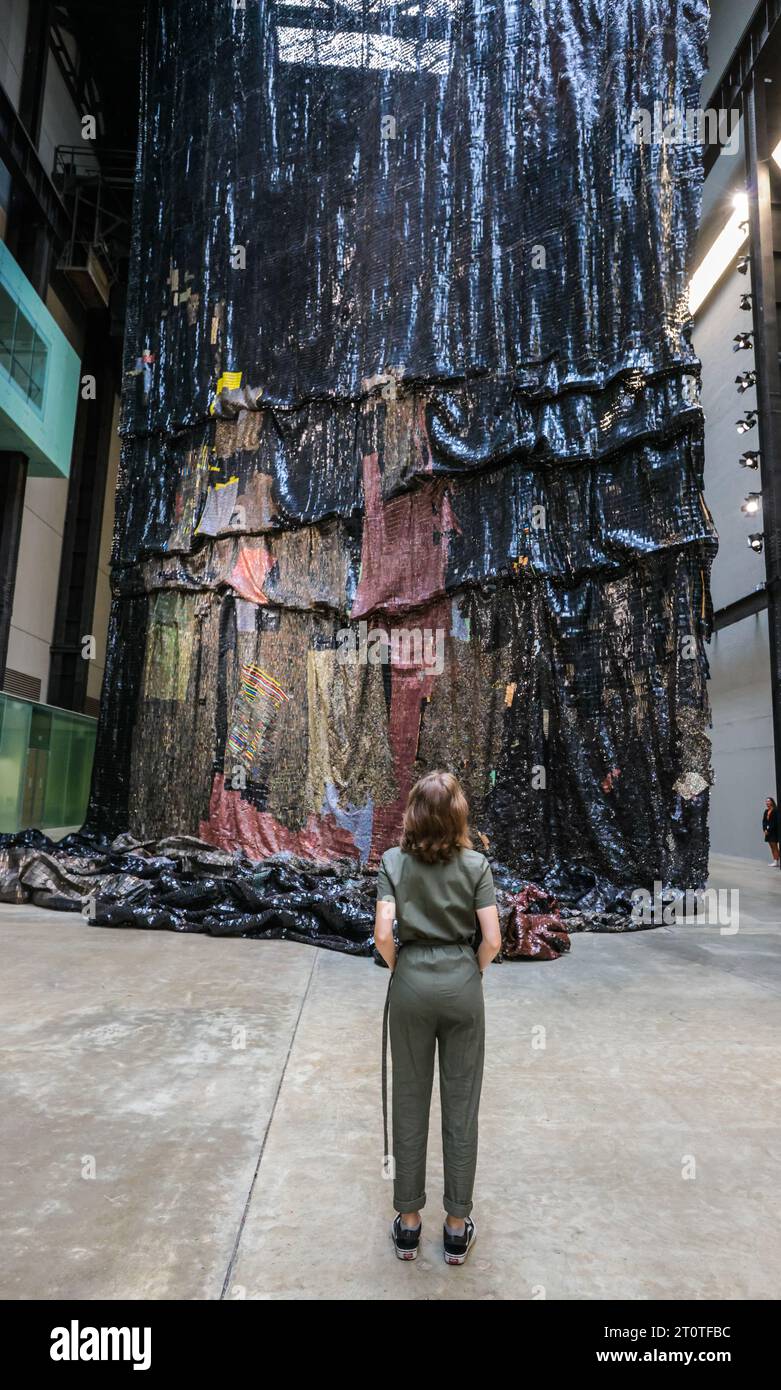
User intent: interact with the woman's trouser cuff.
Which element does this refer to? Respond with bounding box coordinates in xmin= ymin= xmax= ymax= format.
xmin=394 ymin=1192 xmax=426 ymax=1213
xmin=444 ymin=1198 xmax=473 ymax=1218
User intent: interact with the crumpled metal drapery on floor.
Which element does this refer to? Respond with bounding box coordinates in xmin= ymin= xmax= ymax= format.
xmin=12 ymin=0 xmax=717 ymax=955
xmin=0 ymin=830 xmax=644 ymax=956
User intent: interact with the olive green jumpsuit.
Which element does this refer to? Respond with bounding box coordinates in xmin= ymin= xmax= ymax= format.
xmin=377 ymin=845 xmax=496 ymax=1219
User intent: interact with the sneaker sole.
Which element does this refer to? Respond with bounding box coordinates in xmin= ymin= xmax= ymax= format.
xmin=390 ymin=1221 xmax=419 ymax=1260
xmin=444 ymin=1226 xmax=476 ymax=1265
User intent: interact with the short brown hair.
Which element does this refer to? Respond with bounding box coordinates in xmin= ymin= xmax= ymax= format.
xmin=400 ymin=771 xmax=473 ymax=864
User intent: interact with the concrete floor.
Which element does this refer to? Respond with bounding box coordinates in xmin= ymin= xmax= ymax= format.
xmin=1 ymin=852 xmax=779 ymax=1301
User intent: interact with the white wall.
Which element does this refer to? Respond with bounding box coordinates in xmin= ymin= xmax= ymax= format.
xmin=0 ymin=0 xmax=29 ymax=112
xmin=37 ymin=44 xmax=86 ymax=178
xmin=708 ymin=613 xmax=775 ymax=861
xmin=693 ymin=189 xmax=774 ymax=862
xmin=5 ymin=383 xmax=120 ymax=709
xmin=694 ymin=262 xmax=764 ymax=611
xmin=6 ymin=475 xmax=69 ymax=704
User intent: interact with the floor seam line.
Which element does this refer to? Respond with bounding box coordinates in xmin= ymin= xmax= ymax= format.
xmin=219 ymin=951 xmax=320 ymax=1299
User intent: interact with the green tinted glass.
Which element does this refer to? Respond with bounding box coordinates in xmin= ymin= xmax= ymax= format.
xmin=0 ymin=696 xmax=32 ymax=832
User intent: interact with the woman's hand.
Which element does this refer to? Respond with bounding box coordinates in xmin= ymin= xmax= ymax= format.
xmin=374 ymin=898 xmax=397 ymax=972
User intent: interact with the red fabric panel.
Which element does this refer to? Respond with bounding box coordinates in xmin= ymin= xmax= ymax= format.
xmin=351 ymin=454 xmax=459 ymax=619
xmin=368 ymin=597 xmax=450 ymax=864
xmin=228 ymin=546 xmax=275 ymax=603
xmin=201 ymin=772 xmax=361 ymax=863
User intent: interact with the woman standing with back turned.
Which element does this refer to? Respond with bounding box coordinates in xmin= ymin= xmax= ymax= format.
xmin=374 ymin=770 xmax=502 ymax=1265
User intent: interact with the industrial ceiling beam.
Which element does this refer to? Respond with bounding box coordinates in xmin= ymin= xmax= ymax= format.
xmin=704 ymin=0 xmax=781 ymax=178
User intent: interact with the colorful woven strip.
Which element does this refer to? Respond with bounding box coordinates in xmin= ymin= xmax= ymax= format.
xmin=226 ymin=664 xmax=289 ymax=773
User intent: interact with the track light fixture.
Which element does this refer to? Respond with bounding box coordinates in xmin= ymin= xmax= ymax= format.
xmin=740 ymin=292 xmax=753 ymax=311
xmin=735 ymin=371 xmax=756 ymax=393
xmin=736 ymin=410 xmax=758 ymax=434
xmin=739 ymin=450 xmax=760 ymax=469
xmin=741 ymin=492 xmax=762 ymax=516
xmin=733 ymin=331 xmax=754 ymax=351
xmin=748 ymin=533 xmax=765 ymax=553
xmin=737 ymin=254 xmax=750 ymax=275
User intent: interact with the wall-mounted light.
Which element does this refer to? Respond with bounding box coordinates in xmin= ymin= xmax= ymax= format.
xmin=736 ymin=410 xmax=758 ymax=433
xmin=748 ymin=533 xmax=765 ymax=552
xmin=735 ymin=370 xmax=757 ymax=393
xmin=688 ymin=193 xmax=749 ymax=315
xmin=737 ymin=254 xmax=750 ymax=275
xmin=740 ymin=292 xmax=753 ymax=311
xmin=733 ymin=331 xmax=754 ymax=351
xmin=741 ymin=492 xmax=762 ymax=516
xmin=739 ymin=449 xmax=760 ymax=469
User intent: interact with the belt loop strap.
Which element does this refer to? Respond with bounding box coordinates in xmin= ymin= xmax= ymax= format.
xmin=381 ymin=969 xmax=394 ymax=1178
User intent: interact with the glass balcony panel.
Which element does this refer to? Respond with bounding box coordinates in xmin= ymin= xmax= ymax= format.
xmin=10 ymin=311 xmax=34 ymax=395
xmin=0 ymin=283 xmax=16 ymax=376
xmin=0 ymin=696 xmax=33 ymax=833
xmin=0 ymin=693 xmax=96 ymax=835
xmin=28 ymin=330 xmax=47 ymax=407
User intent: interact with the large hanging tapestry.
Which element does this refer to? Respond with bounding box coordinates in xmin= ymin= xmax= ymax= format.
xmin=4 ymin=0 xmax=717 ymax=948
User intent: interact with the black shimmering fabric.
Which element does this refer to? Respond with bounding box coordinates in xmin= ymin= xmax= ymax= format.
xmin=79 ymin=0 xmax=715 ymax=945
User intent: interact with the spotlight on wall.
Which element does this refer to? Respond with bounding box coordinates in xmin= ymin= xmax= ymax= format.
xmin=736 ymin=410 xmax=758 ymax=433
xmin=739 ymin=449 xmax=761 ymax=469
xmin=735 ymin=370 xmax=757 ymax=393
xmin=740 ymin=292 xmax=753 ymax=311
xmin=741 ymin=492 xmax=762 ymax=516
xmin=733 ymin=331 xmax=754 ymax=351
xmin=688 ymin=194 xmax=749 ymax=315
xmin=737 ymin=254 xmax=750 ymax=275
xmin=748 ymin=533 xmax=765 ymax=552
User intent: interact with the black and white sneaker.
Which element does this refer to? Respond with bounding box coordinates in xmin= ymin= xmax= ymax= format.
xmin=443 ymin=1217 xmax=476 ymax=1265
xmin=391 ymin=1214 xmax=421 ymax=1260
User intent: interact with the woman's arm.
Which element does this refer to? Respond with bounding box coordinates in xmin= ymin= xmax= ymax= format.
xmin=374 ymin=898 xmax=397 ymax=971
xmin=476 ymin=904 xmax=502 ymax=974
